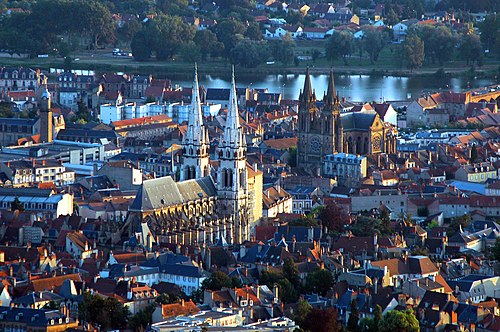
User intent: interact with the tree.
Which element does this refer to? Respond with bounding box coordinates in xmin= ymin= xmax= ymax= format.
xmin=362 ymin=27 xmax=386 ymax=64
xmin=326 ymin=31 xmax=354 ymax=65
xmin=459 ymin=34 xmax=483 ymax=66
xmin=379 ymin=310 xmax=419 ymax=332
xmin=270 ymin=33 xmax=295 ymax=65
xmin=148 ymin=14 xmax=195 ymax=60
xmin=11 ymin=197 xmax=24 ymax=212
xmin=470 ymin=145 xmax=479 ymax=163
xmin=194 ymin=29 xmax=224 ymax=61
xmin=305 ymin=269 xmax=333 ymax=295
xmin=245 ymin=22 xmax=262 ymax=40
xmin=282 ymin=258 xmax=300 ymax=286
xmin=131 ymin=29 xmax=152 ymax=61
xmin=318 ymin=203 xmax=349 ymax=233
xmin=277 ymin=278 xmax=299 ymax=303
xmin=312 ymin=49 xmax=321 ymax=63
xmin=212 ymin=19 xmax=247 ymax=58
xmin=230 ymin=39 xmax=270 ymax=68
xmin=129 ymin=305 xmax=155 ymax=332
xmin=359 ymin=304 xmax=382 ymax=332
xmin=79 ymin=292 xmax=129 ymax=330
xmin=301 ymin=308 xmax=342 ymax=332
xmin=448 ymin=214 xmax=471 ymax=236
xmin=347 ymin=299 xmax=360 ymax=332
xmin=404 ymin=34 xmax=424 ymax=71
xmin=417 ymin=25 xmax=456 ymax=65
xmin=201 ymin=271 xmax=241 ymax=291
xmin=0 ymin=102 xmax=14 ymax=118
xmin=478 ymin=14 xmax=500 ymax=53
xmin=294 ymin=300 xmax=312 ymax=326
xmin=179 ymin=41 xmax=201 ymax=62
xmin=156 ymin=293 xmax=179 ymax=305
xmin=492 ymin=237 xmax=500 ymax=261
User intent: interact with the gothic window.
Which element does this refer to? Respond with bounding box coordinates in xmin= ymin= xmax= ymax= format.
xmin=240 ymin=170 xmax=245 ymax=188
xmin=226 ymin=150 xmax=230 ymax=158
xmin=228 ymin=169 xmax=233 ymax=187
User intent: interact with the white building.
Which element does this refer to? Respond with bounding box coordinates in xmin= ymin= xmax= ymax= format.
xmin=323 ymin=153 xmax=367 ymax=188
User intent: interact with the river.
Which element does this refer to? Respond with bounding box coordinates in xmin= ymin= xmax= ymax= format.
xmin=172 ymin=73 xmax=496 ymax=102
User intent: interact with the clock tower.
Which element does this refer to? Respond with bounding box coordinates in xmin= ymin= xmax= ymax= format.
xmin=297 ymin=68 xmax=342 ymax=175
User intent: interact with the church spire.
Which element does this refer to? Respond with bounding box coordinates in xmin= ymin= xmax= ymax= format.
xmin=223 ymin=66 xmax=244 ymax=147
xmin=180 ymin=63 xmax=210 ymax=181
xmin=325 ymin=68 xmax=337 ymax=105
xmin=185 ymin=63 xmax=205 ymax=145
xmin=300 ymin=67 xmax=314 ymax=104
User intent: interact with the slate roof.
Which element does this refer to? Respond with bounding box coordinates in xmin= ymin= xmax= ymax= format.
xmin=129 ymin=176 xmax=216 ymax=212
xmin=340 ymin=110 xmax=377 ymax=132
xmin=206 ymin=88 xmax=230 ymax=101
xmin=0 ymin=307 xmax=71 ymax=327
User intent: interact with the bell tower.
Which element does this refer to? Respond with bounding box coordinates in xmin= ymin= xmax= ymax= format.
xmin=217 ymin=67 xmax=249 ymax=244
xmin=297 ymin=68 xmax=342 ymax=175
xmin=180 ymin=64 xmax=210 ymax=180
xmin=39 ymin=79 xmax=53 ymax=143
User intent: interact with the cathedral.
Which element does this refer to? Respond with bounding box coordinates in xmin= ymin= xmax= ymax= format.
xmin=297 ymin=68 xmax=397 ymax=175
xmin=125 ymin=66 xmax=252 ymax=247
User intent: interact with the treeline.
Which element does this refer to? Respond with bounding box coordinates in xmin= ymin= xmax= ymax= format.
xmin=129 ymin=14 xmax=295 ymax=68
xmin=325 ymin=15 xmax=500 ymax=71
xmin=0 ymin=0 xmax=115 ymax=56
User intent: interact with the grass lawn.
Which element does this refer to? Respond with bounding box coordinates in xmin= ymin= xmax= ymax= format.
xmin=0 ymin=41 xmax=498 ymax=78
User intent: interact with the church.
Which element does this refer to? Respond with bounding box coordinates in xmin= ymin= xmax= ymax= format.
xmin=297 ymin=68 xmax=397 ymax=175
xmin=125 ymin=66 xmax=256 ymax=247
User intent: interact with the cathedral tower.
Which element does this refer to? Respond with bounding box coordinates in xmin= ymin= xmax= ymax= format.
xmin=217 ymin=67 xmax=249 ymax=244
xmin=180 ymin=64 xmax=210 ymax=180
xmin=297 ymin=68 xmax=340 ymax=175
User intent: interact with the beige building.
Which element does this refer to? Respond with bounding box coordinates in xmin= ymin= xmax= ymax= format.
xmin=262 ymin=185 xmax=293 ymax=218
xmin=455 ymin=162 xmax=497 ymax=183
xmin=247 ymin=165 xmax=263 ymax=232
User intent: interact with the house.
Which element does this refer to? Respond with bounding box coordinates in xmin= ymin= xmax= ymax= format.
xmin=0 ymin=67 xmax=43 ymax=93
xmin=455 ymin=162 xmax=497 ymax=183
xmin=309 ymin=3 xmax=335 ymax=18
xmin=323 ymin=153 xmax=367 ymax=188
xmin=0 ymin=307 xmax=78 ymax=331
xmin=265 ymin=25 xmax=303 ymax=39
xmin=392 ymin=19 xmax=418 ymax=42
xmin=152 ymin=299 xmax=200 ymax=323
xmin=262 ymin=185 xmax=293 ymax=218
xmin=368 ymin=256 xmax=439 ymax=287
xmin=302 ymin=27 xmax=330 ymax=39
xmin=65 ymin=231 xmax=98 ymax=259
xmin=371 ymin=102 xmax=398 ymax=126
xmin=288 ymin=186 xmax=320 ymax=214
xmin=448 ymin=275 xmax=500 ymax=303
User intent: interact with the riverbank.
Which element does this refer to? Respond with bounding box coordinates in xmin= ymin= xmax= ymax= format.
xmin=0 ymin=51 xmax=499 ymax=79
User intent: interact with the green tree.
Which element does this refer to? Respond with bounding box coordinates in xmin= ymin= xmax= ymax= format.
xmin=131 ymin=29 xmax=152 ymax=61
xmin=305 ymin=269 xmax=333 ymax=295
xmin=0 ymin=102 xmax=14 ymax=118
xmin=230 ymin=39 xmax=270 ymax=68
xmin=245 ymin=22 xmax=262 ymax=40
xmin=312 ymin=49 xmax=321 ymax=63
xmin=492 ymin=237 xmax=500 ymax=261
xmin=79 ymin=292 xmax=129 ymax=330
xmin=326 ymin=31 xmax=354 ymax=65
xmin=201 ymin=271 xmax=241 ymax=291
xmin=212 ymin=19 xmax=247 ymax=58
xmin=404 ymin=34 xmax=424 ymax=71
xmin=155 ymin=293 xmax=179 ymax=305
xmin=470 ymin=145 xmax=479 ymax=163
xmin=294 ymin=299 xmax=312 ymax=326
xmin=448 ymin=214 xmax=471 ymax=236
xmin=194 ymin=29 xmax=224 ymax=61
xmin=459 ymin=34 xmax=483 ymax=66
xmin=149 ymin=14 xmax=195 ymax=60
xmin=11 ymin=197 xmax=24 ymax=212
xmin=270 ymin=33 xmax=295 ymax=65
xmin=478 ymin=14 xmax=500 ymax=53
xmin=362 ymin=27 xmax=386 ymax=64
xmin=282 ymin=258 xmax=300 ymax=286
xmin=347 ymin=299 xmax=360 ymax=332
xmin=379 ymin=310 xmax=419 ymax=332
xmin=129 ymin=305 xmax=155 ymax=332
xmin=277 ymin=278 xmax=299 ymax=303
xmin=179 ymin=41 xmax=201 ymax=62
